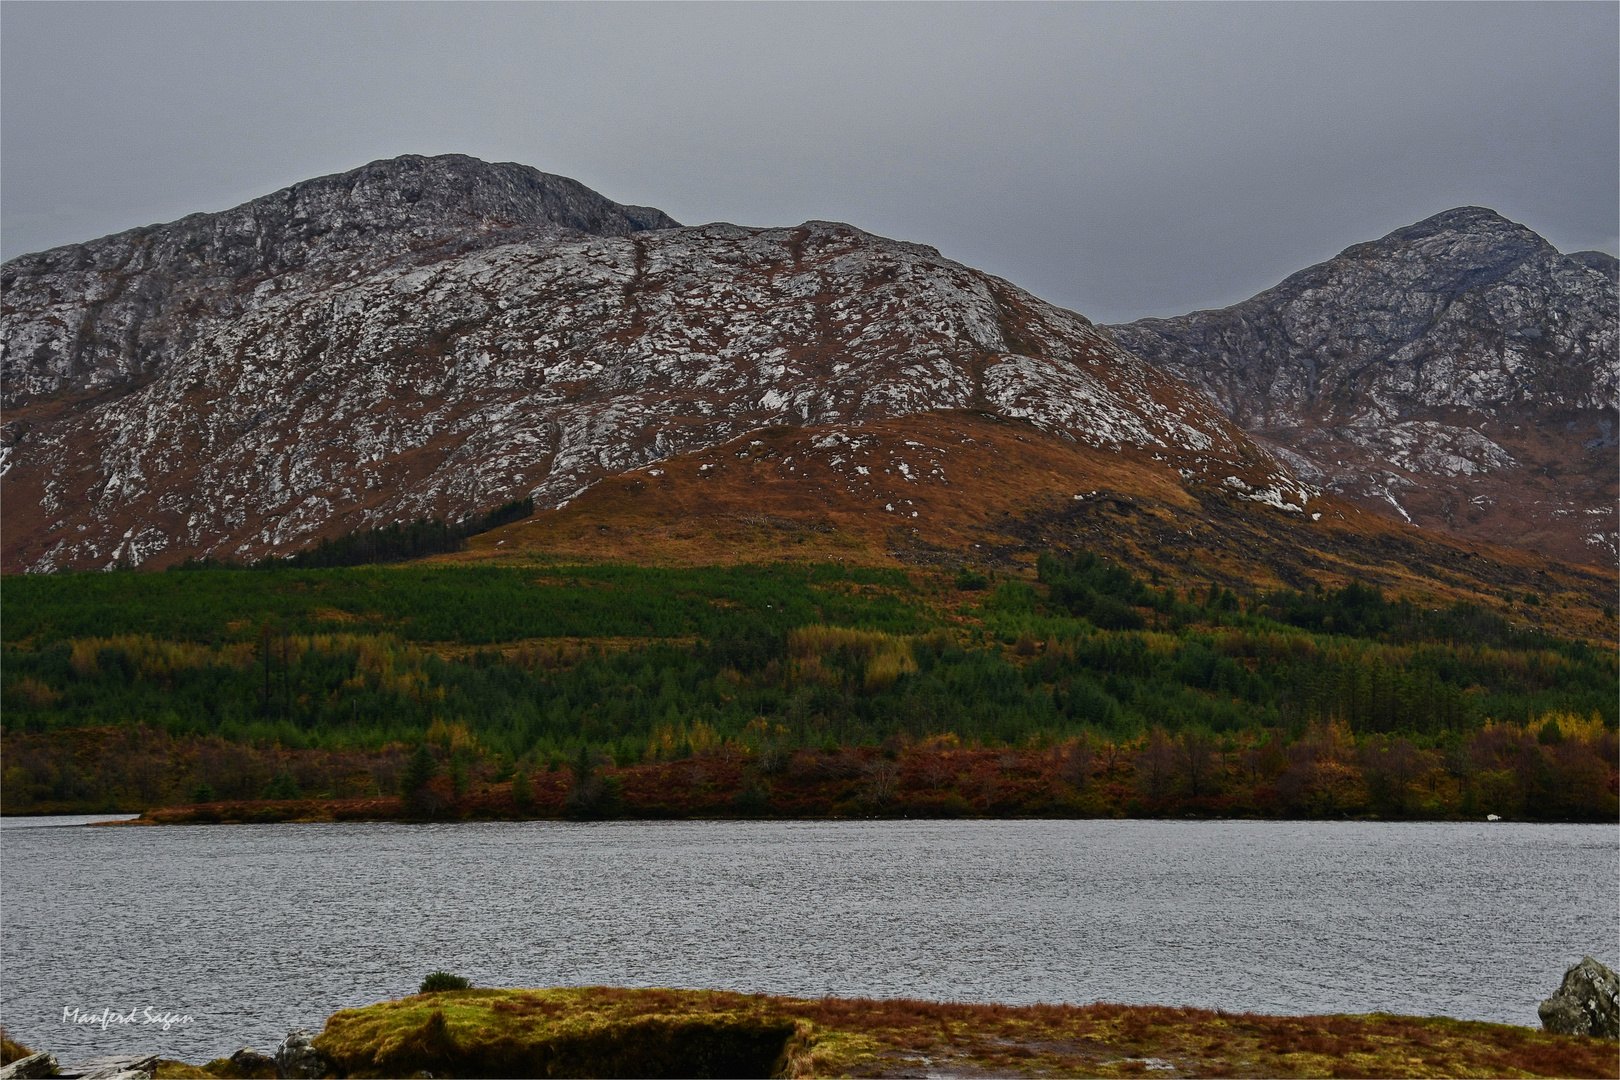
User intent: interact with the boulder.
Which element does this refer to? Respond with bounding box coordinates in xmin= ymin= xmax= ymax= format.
xmin=227 ymin=1047 xmax=278 ymax=1078
xmin=0 ymin=1052 xmax=59 ymax=1080
xmin=274 ymin=1030 xmax=327 ymax=1079
xmin=60 ymin=1054 xmax=159 ymax=1079
xmin=1539 ymin=956 xmax=1620 ymax=1038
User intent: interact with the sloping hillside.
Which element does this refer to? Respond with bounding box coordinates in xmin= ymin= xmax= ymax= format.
xmin=451 ymin=411 xmax=1615 ymax=641
xmin=2 ymin=156 xmax=1296 ymax=572
xmin=1109 ymin=208 xmax=1618 ymax=566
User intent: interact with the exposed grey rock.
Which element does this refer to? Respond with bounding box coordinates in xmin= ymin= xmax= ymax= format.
xmin=1539 ymin=955 xmax=1620 ymax=1038
xmin=58 ymin=1054 xmax=160 ymax=1079
xmin=1108 ymin=207 xmax=1619 ymax=564
xmin=0 ymin=156 xmax=1298 ymax=572
xmin=0 ymin=1051 xmax=58 ymax=1079
xmin=274 ymin=1030 xmax=326 ymax=1079
xmin=1 ymin=153 xmax=677 ymax=406
xmin=1568 ymin=250 xmax=1619 ymax=282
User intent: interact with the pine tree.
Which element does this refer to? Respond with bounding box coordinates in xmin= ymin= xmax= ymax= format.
xmin=565 ymin=743 xmax=615 ymax=817
xmin=402 ymin=743 xmax=440 ymax=816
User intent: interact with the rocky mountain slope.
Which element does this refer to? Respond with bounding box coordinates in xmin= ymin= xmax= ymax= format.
xmin=1108 ymin=208 xmax=1619 ymax=566
xmin=1 ymin=154 xmax=1302 ymax=573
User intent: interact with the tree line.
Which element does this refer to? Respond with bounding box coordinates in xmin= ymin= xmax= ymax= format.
xmin=3 ymin=551 xmax=1612 ymax=820
xmin=170 ymin=497 xmax=536 ymax=570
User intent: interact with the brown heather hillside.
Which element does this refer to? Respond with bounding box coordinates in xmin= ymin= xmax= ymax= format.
xmin=445 ymin=411 xmax=1617 ymax=642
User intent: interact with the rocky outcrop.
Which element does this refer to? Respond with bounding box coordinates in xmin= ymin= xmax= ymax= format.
xmin=1539 ymin=955 xmax=1620 ymax=1038
xmin=55 ymin=1054 xmax=159 ymax=1079
xmin=0 ymin=1052 xmax=58 ymax=1080
xmin=1 ymin=155 xmax=1299 ymax=572
xmin=273 ymin=1030 xmax=327 ymax=1079
xmin=1109 ymin=208 xmax=1619 ymax=565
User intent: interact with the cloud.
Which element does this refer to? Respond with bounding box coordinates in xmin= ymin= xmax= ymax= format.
xmin=3 ymin=2 xmax=1614 ymax=322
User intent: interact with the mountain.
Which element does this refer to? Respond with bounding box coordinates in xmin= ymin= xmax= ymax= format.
xmin=3 ymin=154 xmax=677 ymax=405
xmin=1 ymin=154 xmax=1302 ymax=574
xmin=1107 ymin=208 xmax=1619 ymax=567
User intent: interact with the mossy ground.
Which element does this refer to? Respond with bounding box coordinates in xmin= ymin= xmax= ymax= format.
xmin=152 ymin=987 xmax=1618 ymax=1078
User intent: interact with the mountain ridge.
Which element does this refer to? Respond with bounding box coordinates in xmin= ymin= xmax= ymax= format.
xmin=3 ymin=160 xmax=1613 ymax=580
xmin=1107 ymin=206 xmax=1617 ymax=566
xmin=1 ymin=154 xmax=679 ymax=406
xmin=1 ymin=154 xmax=1304 ymax=573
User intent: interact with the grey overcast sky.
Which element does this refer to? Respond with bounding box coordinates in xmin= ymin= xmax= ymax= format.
xmin=2 ymin=2 xmax=1616 ymax=323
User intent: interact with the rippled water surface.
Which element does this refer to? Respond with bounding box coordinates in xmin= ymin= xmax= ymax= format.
xmin=2 ymin=818 xmax=1614 ymax=1062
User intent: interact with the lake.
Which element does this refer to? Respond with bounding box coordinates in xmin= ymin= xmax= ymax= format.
xmin=1 ymin=818 xmax=1614 ymax=1064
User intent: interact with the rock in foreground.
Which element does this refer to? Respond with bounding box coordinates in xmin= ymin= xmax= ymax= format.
xmin=0 ymin=1052 xmax=58 ymax=1080
xmin=1539 ymin=956 xmax=1620 ymax=1038
xmin=271 ymin=1032 xmax=325 ymax=1079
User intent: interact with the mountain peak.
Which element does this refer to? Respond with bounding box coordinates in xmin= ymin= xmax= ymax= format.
xmin=2 ymin=153 xmax=679 ymax=282
xmin=1386 ymin=205 xmax=1520 ymax=238
xmin=1334 ymin=206 xmax=1552 ymax=274
xmin=1 ymin=168 xmax=1296 ymax=572
xmin=274 ymin=153 xmax=681 ymax=237
xmin=1 ymin=155 xmax=684 ymax=405
xmin=1106 ymin=206 xmax=1617 ymax=566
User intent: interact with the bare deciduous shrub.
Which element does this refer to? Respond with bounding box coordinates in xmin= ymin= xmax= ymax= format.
xmin=1061 ymin=735 xmax=1094 ymax=790
xmin=918 ymin=753 xmax=953 ymax=790
xmin=861 ymin=758 xmax=901 ymax=806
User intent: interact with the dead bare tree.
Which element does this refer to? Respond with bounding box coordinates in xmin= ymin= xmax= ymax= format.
xmin=861 ymin=758 xmax=902 ymax=806
xmin=1096 ymin=739 xmax=1125 ymax=779
xmin=1135 ymin=728 xmax=1175 ymax=799
xmin=1061 ymin=735 xmax=1094 ymax=790
xmin=1177 ymin=730 xmax=1218 ymax=799
xmin=919 ymin=753 xmax=953 ymax=791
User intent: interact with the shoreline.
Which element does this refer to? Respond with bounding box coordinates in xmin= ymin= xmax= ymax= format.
xmin=5 ymin=803 xmax=1608 ymax=826
xmin=6 ymin=738 xmax=1615 ymax=826
xmin=7 ymin=987 xmax=1608 ymax=1079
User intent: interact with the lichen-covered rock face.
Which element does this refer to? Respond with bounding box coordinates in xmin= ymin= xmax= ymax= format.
xmin=273 ymin=1030 xmax=326 ymax=1080
xmin=1109 ymin=208 xmax=1619 ymax=566
xmin=1539 ymin=955 xmax=1620 ymax=1038
xmin=0 ymin=155 xmax=1294 ymax=571
xmin=0 ymin=1051 xmax=59 ymax=1080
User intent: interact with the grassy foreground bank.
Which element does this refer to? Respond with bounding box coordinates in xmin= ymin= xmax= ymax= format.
xmin=136 ymin=987 xmax=1616 ymax=1079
